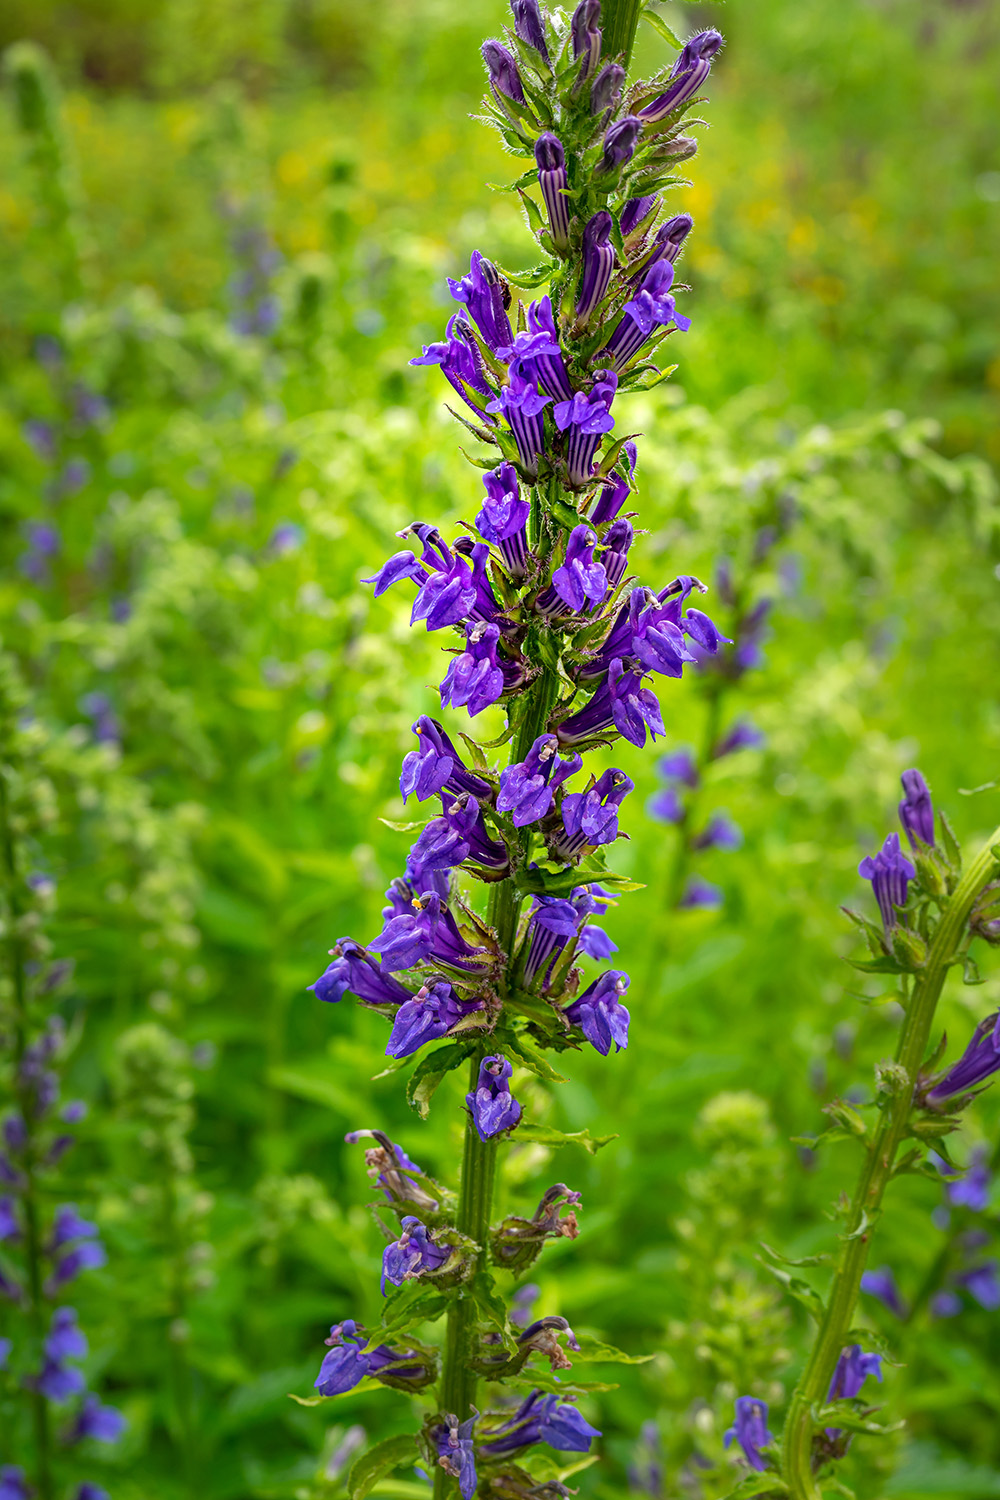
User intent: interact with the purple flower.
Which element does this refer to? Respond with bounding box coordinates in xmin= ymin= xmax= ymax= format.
xmin=72 ymin=1394 xmax=127 ymax=1444
xmin=267 ymin=521 xmax=304 ymax=557
xmin=511 ymin=1283 xmax=540 ymax=1328
xmin=542 ymin=526 xmax=608 ymax=614
xmin=679 ymin=876 xmax=724 ymax=910
xmin=441 ymin=621 xmax=521 ymax=718
xmin=565 ymin=971 xmax=630 ymax=1055
xmin=723 ymin=1397 xmax=773 ymax=1473
xmin=410 ymin=314 xmax=494 ymax=423
xmin=577 ymin=212 xmax=615 ymax=322
xmin=633 ymin=215 xmax=695 ymax=282
xmin=79 ymin=691 xmax=120 ymax=745
xmin=658 ymin=748 xmax=699 ymax=788
xmin=434 ymin=1413 xmax=478 ymax=1500
xmin=52 ymin=1205 xmax=100 ymax=1249
xmin=497 ymin=734 xmax=581 ymax=827
xmin=858 ymin=833 xmax=915 ymax=932
xmin=477 ymin=462 xmax=531 ymax=578
xmin=0 ymin=1338 xmax=10 ymax=1369
xmin=590 ymin=61 xmax=624 ymax=115
xmin=386 ymin=981 xmax=483 ymax=1059
xmin=931 ymin=1290 xmax=962 ymax=1318
xmin=482 ymin=39 xmax=525 ymax=103
xmin=591 ymin=471 xmax=630 ymax=526
xmin=510 ymin=297 xmax=572 ymax=400
xmin=692 ymin=811 xmax=742 ymax=852
xmin=599 ymin=117 xmax=642 ymax=175
xmin=0 ymin=1468 xmax=30 ymax=1500
xmin=860 ymin=1266 xmax=906 ymax=1318
xmin=947 ymin=1147 xmax=991 ymax=1211
xmin=957 ymin=1261 xmax=1000 ymax=1310
xmin=487 ymin=370 xmax=551 ymax=477
xmin=713 ymin=718 xmax=765 ymax=758
xmin=23 ymin=418 xmax=57 ymax=460
xmin=381 ymin=1215 xmax=450 ymax=1293
xmin=400 ymin=717 xmax=491 ymax=804
xmin=37 ymin=1356 xmax=86 ymax=1401
xmin=646 ymin=786 xmax=684 ymax=824
xmin=46 ymin=1238 xmax=107 ymax=1291
xmin=0 ymin=1196 xmax=19 ymax=1242
xmin=556 ymin=658 xmax=664 ymax=750
xmin=45 ymin=1306 xmax=88 ymax=1361
xmin=313 ymin=1320 xmax=430 ymax=1396
xmin=899 ymin=768 xmax=934 ymax=848
xmin=570 ymin=0 xmax=602 ymax=80
xmin=557 ymin=768 xmax=633 ymax=857
xmin=534 ymin=134 xmax=570 ymax=251
xmin=826 ymin=1345 xmax=882 ymax=1437
xmin=405 ymin=794 xmax=508 ymax=879
xmin=521 ymin=887 xmax=615 ymax=985
xmin=76 ymin=1487 xmax=111 ymax=1500
xmin=553 ymin=370 xmax=617 ymax=487
xmin=466 ymin=1055 xmax=522 ymax=1141
xmin=448 ymin=252 xmax=514 ymax=355
xmin=620 ymin=195 xmax=660 ymax=239
xmin=606 ymin=261 xmax=691 ymax=371
xmin=599 ymin=519 xmax=633 ymax=592
xmin=926 ymin=1013 xmax=1000 ymax=1106
xmin=481 ymin=1388 xmax=600 ymax=1454
xmin=19 ymin=522 xmax=60 ymax=584
xmin=309 ymin=938 xmax=413 ymax=1006
xmin=637 ymin=29 xmax=724 ymax=122
xmin=371 ymin=889 xmax=489 ymax=973
xmin=512 ymin=0 xmax=549 ymax=64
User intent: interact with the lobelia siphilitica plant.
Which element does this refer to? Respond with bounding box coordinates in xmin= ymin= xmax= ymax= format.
xmin=0 ymin=654 xmax=126 ymax=1500
xmin=716 ymin=770 xmax=1000 ymax=1499
xmin=302 ymin=3 xmax=728 ymax=1497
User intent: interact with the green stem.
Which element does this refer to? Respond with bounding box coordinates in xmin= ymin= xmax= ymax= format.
xmin=601 ymin=0 xmax=644 ymax=72
xmin=781 ymin=824 xmax=1000 ymax=1499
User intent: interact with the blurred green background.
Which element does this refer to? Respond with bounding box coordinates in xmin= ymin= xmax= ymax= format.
xmin=1 ymin=1 xmax=999 ymax=1497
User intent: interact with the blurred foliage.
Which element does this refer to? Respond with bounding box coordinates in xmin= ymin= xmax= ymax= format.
xmin=0 ymin=3 xmax=999 ymax=1499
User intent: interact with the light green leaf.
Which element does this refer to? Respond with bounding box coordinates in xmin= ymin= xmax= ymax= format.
xmin=406 ymin=1043 xmax=474 ymax=1119
xmin=642 ymin=9 xmax=684 ymax=50
xmin=515 ymin=1122 xmax=618 ymax=1154
xmin=348 ymin=1433 xmax=420 ymax=1500
xmin=572 ymin=1333 xmax=654 ymax=1365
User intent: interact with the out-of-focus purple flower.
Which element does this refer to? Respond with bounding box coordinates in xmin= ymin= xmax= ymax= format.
xmin=534 ymin=134 xmax=569 ymax=251
xmin=56 ymin=458 xmax=91 ymax=497
xmin=480 ymin=1388 xmax=600 ymax=1454
xmin=385 ymin=982 xmax=483 ymax=1060
xmin=381 ymin=1215 xmax=450 ymax=1293
xmin=477 ymin=462 xmax=531 ymax=578
xmin=590 ymin=61 xmax=624 ymax=116
xmin=411 ymin=314 xmax=494 ymax=423
xmin=713 ymin=718 xmax=765 ymax=759
xmin=557 ymin=769 xmax=633 ymax=857
xmin=72 ymin=1394 xmax=127 ymax=1444
xmin=0 ymin=1467 xmax=30 ymax=1500
xmin=647 ymin=786 xmax=684 ymax=825
xmin=497 ymin=734 xmax=581 ymax=827
xmin=79 ymin=692 xmax=120 ymax=746
xmin=599 ymin=117 xmax=642 ymax=175
xmin=19 ymin=522 xmax=60 ymax=584
xmin=565 ymin=971 xmax=630 ymax=1056
xmin=553 ymin=370 xmax=617 ymax=488
xmin=400 ymin=717 xmax=490 ymax=805
xmin=467 ymin=1055 xmax=521 ymax=1141
xmin=45 ymin=1306 xmax=88 ymax=1361
xmin=679 ymin=876 xmax=723 ymax=910
xmin=0 ymin=1338 xmax=11 ymax=1370
xmin=0 ymin=1196 xmax=20 ymax=1243
xmin=23 ymin=419 xmax=57 ymax=460
xmin=659 ymin=748 xmax=699 ymax=788
xmin=859 ymin=833 xmax=915 ymax=932
xmin=46 ymin=1238 xmax=107 ymax=1291
xmin=860 ymin=1266 xmax=906 ymax=1318
xmin=76 ymin=1486 xmax=111 ymax=1500
xmin=434 ymin=1413 xmax=478 ymax=1500
xmin=692 ymin=811 xmax=743 ymax=852
xmin=482 ymin=39 xmax=526 ymax=103
xmin=637 ymin=29 xmax=724 ymax=122
xmin=71 ymin=386 xmax=109 ymax=428
xmin=927 ymin=1012 xmax=1000 ymax=1107
xmin=37 ymin=1356 xmax=86 ymax=1402
xmin=606 ymin=261 xmax=691 ymax=371
xmin=487 ymin=370 xmax=551 ymax=477
xmin=511 ymin=1283 xmax=540 ymax=1329
xmin=61 ymin=1100 xmax=87 ymax=1124
xmin=825 ymin=1345 xmax=882 ymax=1437
xmin=723 ymin=1397 xmax=773 ymax=1473
xmin=513 ymin=0 xmax=549 ymax=64
xmin=947 ymin=1147 xmax=991 ymax=1212
xmin=957 ymin=1261 xmax=1000 ymax=1310
xmin=267 ymin=521 xmax=304 ymax=557
xmin=54 ymin=1207 xmax=99 ymax=1255
xmin=899 ymin=769 xmax=934 ymax=849
xmin=309 ymin=938 xmax=413 ymax=1007
xmin=448 ymin=252 xmax=514 ymax=355
xmin=441 ymin=621 xmax=521 ymax=718
xmin=4 ymin=1115 xmax=29 ymax=1154
xmin=577 ymin=212 xmax=615 ymax=322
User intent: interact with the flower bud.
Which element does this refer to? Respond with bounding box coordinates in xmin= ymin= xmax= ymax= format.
xmin=482 ymin=39 xmax=526 ymax=103
xmin=590 ymin=61 xmax=623 ymax=115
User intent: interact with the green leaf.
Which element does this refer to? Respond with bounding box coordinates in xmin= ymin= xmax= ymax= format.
xmin=847 ymin=955 xmax=905 ymax=975
xmin=719 ymin=1475 xmax=788 ymax=1499
xmin=378 ymin=817 xmax=431 ymax=833
xmin=814 ymin=1399 xmax=905 ymax=1437
xmin=288 ymin=1376 xmax=382 ymax=1406
xmin=642 ymin=9 xmax=684 ymax=50
xmin=468 ymin=1273 xmax=516 ymax=1350
xmin=406 ymin=1043 xmax=474 ymax=1119
xmin=503 ymin=1030 xmax=567 ymax=1083
xmin=515 ymin=1122 xmax=618 ymax=1154
xmin=379 ymin=1284 xmax=448 ymax=1340
xmin=572 ymin=1334 xmax=654 ymax=1365
xmin=348 ymin=1433 xmax=420 ymax=1500
xmin=494 ymin=260 xmax=557 ymax=289
xmin=759 ymin=1242 xmax=832 ymax=1269
xmin=760 ymin=1262 xmax=826 ymax=1321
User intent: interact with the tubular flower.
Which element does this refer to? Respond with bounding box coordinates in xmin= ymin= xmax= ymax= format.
xmin=309 ymin=938 xmax=414 ymax=1007
xmin=441 ymin=621 xmax=522 ymax=718
xmin=537 ymin=526 xmax=608 ymax=615
xmin=723 ymin=1397 xmax=773 ymax=1473
xmin=71 ymin=1394 xmax=127 ymax=1444
xmin=860 ymin=1266 xmax=906 ymax=1317
xmin=403 ymin=795 xmax=508 ymax=879
xmin=553 ymin=371 xmax=617 ymax=488
xmin=564 ymin=971 xmax=630 ymax=1055
xmin=570 ymin=0 xmax=602 ymax=81
xmin=487 ymin=371 xmax=551 ymax=478
xmin=556 ymin=657 xmax=664 ymax=750
xmin=371 ymin=890 xmax=489 ymax=973
xmin=410 ymin=314 xmax=494 ymax=423
xmin=400 ymin=716 xmax=491 ymax=805
xmin=947 ymin=1146 xmax=991 ymax=1211
xmin=313 ymin=1320 xmax=430 ymax=1396
xmin=482 ymin=39 xmax=526 ymax=104
xmin=636 ymin=29 xmax=724 ymax=122
xmin=497 ymin=734 xmax=581 ymax=827
xmin=590 ymin=61 xmax=624 ymax=116
xmin=598 ymin=116 xmax=642 ymax=175
xmin=386 ymin=982 xmax=484 ymax=1060
xmin=512 ymin=0 xmax=549 ymax=64
xmin=521 ymin=887 xmax=615 ymax=986
xmin=926 ymin=1012 xmax=1000 ymax=1106
xmin=825 ymin=1345 xmax=882 ymax=1438
xmin=477 ymin=462 xmax=531 ymax=578
xmin=381 ymin=1215 xmax=450 ymax=1293
xmin=466 ymin=1055 xmax=521 ymax=1141
xmin=620 ymin=193 xmax=660 ymax=239
xmin=859 ymin=833 xmax=916 ymax=931
xmin=899 ymin=768 xmax=935 ymax=848
xmin=344 ymin=1130 xmax=439 ymax=1211
xmin=631 ymin=214 xmax=694 ymax=283
xmin=605 ymin=261 xmax=691 ymax=371
xmin=480 ymin=1388 xmax=601 ymax=1454
xmin=576 ymin=212 xmax=615 ymax=322
xmin=434 ymin=1413 xmax=478 ymax=1500
xmin=499 ymin=296 xmax=572 ymax=400
xmin=448 ymin=251 xmax=514 ymax=354
xmin=534 ymin=134 xmax=570 ymax=251
xmin=556 ymin=769 xmax=634 ymax=857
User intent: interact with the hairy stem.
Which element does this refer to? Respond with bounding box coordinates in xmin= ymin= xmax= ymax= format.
xmin=781 ymin=825 xmax=1000 ymax=1499
xmin=601 ymin=0 xmax=644 ymax=72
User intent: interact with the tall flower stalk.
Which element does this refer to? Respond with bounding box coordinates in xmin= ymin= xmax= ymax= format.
xmin=304 ymin=4 xmax=726 ymax=1495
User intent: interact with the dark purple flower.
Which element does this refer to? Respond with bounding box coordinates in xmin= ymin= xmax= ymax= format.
xmin=557 ymin=768 xmax=633 ymax=857
xmin=386 ymin=981 xmax=483 ymax=1059
xmin=534 ymin=134 xmax=570 ymax=251
xmin=599 ymin=116 xmax=642 ymax=175
xmin=481 ymin=1388 xmax=600 ymax=1454
xmin=405 ymin=795 xmax=508 ymax=879
xmin=512 ymin=0 xmax=549 ymax=64
xmin=598 ymin=519 xmax=633 ymax=593
xmin=434 ymin=1413 xmax=478 ymax=1500
xmin=564 ymin=971 xmax=630 ymax=1055
xmin=899 ymin=768 xmax=934 ymax=849
xmin=19 ymin=522 xmax=60 ymax=584
xmin=45 ymin=1306 xmax=87 ymax=1361
xmin=381 ymin=1215 xmax=450 ymax=1293
xmin=521 ymin=887 xmax=615 ymax=985
xmin=591 ymin=469 xmax=631 ymax=526
xmin=372 ymin=889 xmax=489 ymax=973
xmin=553 ymin=370 xmax=617 ymax=487
xmin=487 ymin=370 xmax=551 ymax=477
xmin=692 ymin=811 xmax=742 ymax=852
xmin=56 ymin=458 xmax=91 ymax=497
xmin=309 ymin=938 xmax=413 ymax=1006
xmin=477 ymin=462 xmax=531 ymax=578
xmin=713 ymin=718 xmax=765 ymax=759
xmin=400 ymin=717 xmax=491 ymax=804
xmin=679 ymin=876 xmax=723 ymax=910
xmin=482 ymin=39 xmax=526 ymax=103
xmin=637 ymin=29 xmax=724 ymax=122
xmin=556 ymin=657 xmax=664 ymax=750
xmin=0 ymin=1468 xmax=30 ymax=1500
xmin=606 ymin=260 xmax=691 ymax=371
xmin=0 ymin=1197 xmax=19 ymax=1242
xmin=543 ymin=526 xmax=608 ymax=614
xmin=927 ymin=1012 xmax=1000 ymax=1109
xmin=497 ymin=734 xmax=581 ymax=827
xmin=76 ymin=1486 xmax=110 ymax=1500
xmin=52 ymin=1205 xmax=99 ymax=1249
xmin=571 ymin=0 xmax=602 ymax=79
xmin=957 ymin=1261 xmax=1000 ymax=1310
xmin=72 ymin=1394 xmax=127 ymax=1444
xmin=825 ymin=1345 xmax=882 ymax=1437
xmin=505 ymin=297 xmax=572 ymax=400
xmin=4 ymin=1114 xmax=28 ymax=1154
xmin=79 ymin=691 xmax=120 ymax=745
xmin=448 ymin=252 xmax=514 ymax=355
xmin=590 ymin=61 xmax=624 ymax=115
xmin=723 ymin=1397 xmax=773 ymax=1473
xmin=411 ymin=550 xmax=478 ymax=631
xmin=313 ymin=1319 xmax=432 ymax=1397
xmin=632 ymin=215 xmax=694 ymax=284
xmin=37 ymin=1356 xmax=86 ymax=1402
xmin=947 ymin=1147 xmax=991 ymax=1211
xmin=441 ymin=621 xmax=520 ymax=718
xmin=46 ymin=1239 xmax=107 ymax=1291
xmin=577 ymin=212 xmax=615 ymax=322
xmin=858 ymin=833 xmax=915 ymax=932
xmin=0 ymin=1337 xmax=10 ymax=1367
xmin=860 ymin=1266 xmax=906 ymax=1318
xmin=467 ymin=1055 xmax=521 ymax=1141
xmin=620 ymin=195 xmax=660 ymax=239
xmin=410 ymin=314 xmax=494 ymax=423
xmin=646 ymin=786 xmax=684 ymax=824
